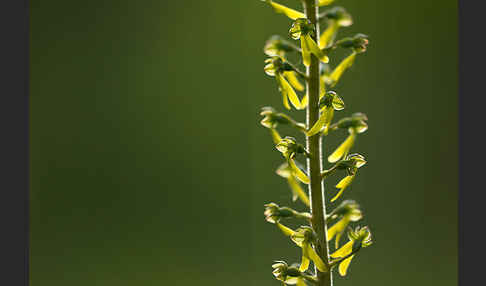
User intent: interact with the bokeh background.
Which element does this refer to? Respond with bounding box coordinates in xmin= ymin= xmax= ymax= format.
xmin=30 ymin=1 xmax=457 ymax=285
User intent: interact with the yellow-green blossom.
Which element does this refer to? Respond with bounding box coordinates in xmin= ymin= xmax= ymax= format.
xmin=264 ymin=35 xmax=305 ymax=92
xmin=307 ymin=91 xmax=345 ymax=136
xmin=330 ymin=226 xmax=372 ymax=276
xmin=271 ymin=261 xmax=309 ymax=286
xmin=276 ymin=162 xmax=310 ymax=206
xmin=264 ymin=202 xmax=311 ymax=224
xmin=327 ymin=200 xmax=362 ymax=247
xmin=330 ymin=153 xmax=367 ymax=202
xmin=276 ymin=137 xmax=310 ymax=184
xmin=323 ymin=34 xmax=369 ymax=87
xmin=289 ymin=19 xmax=329 ymax=67
xmin=319 ymin=7 xmax=353 ymax=48
xmin=265 ymin=57 xmax=304 ymax=110
xmin=328 ymin=113 xmax=368 ymax=163
xmin=290 ymin=226 xmax=327 ymax=272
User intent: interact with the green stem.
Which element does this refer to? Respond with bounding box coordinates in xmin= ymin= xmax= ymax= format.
xmin=303 ymin=1 xmax=332 ymax=286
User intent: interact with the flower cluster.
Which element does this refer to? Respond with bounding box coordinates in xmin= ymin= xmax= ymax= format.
xmin=258 ymin=0 xmax=374 ymax=284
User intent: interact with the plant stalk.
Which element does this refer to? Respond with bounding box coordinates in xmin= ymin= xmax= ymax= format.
xmin=303 ymin=1 xmax=332 ymax=286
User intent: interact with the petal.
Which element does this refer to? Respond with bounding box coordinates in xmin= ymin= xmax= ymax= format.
xmin=276 ymin=74 xmax=291 ymax=110
xmin=319 ymin=20 xmax=338 ymax=48
xmin=287 ymin=177 xmax=310 ymax=206
xmin=319 ymin=77 xmax=326 ymax=100
xmin=338 ymin=255 xmax=355 ymax=276
xmin=327 ymin=217 xmax=348 ymax=241
xmin=267 ymin=1 xmax=306 ymax=20
xmin=276 ymin=222 xmax=295 ymax=236
xmin=335 ymin=231 xmax=343 ymax=249
xmin=329 ymin=52 xmax=357 ymax=87
xmin=330 ymin=240 xmax=353 ymax=258
xmin=284 ymin=71 xmax=305 ymax=91
xmin=289 ymin=159 xmax=310 ymax=184
xmin=299 ymin=247 xmax=311 ymax=271
xmin=303 ymin=243 xmax=327 ymax=272
xmin=270 ymin=128 xmax=282 ymax=145
xmin=285 ymin=277 xmax=299 ymax=285
xmin=301 ymin=37 xmax=311 ymax=67
xmin=331 ymin=175 xmax=355 ymax=202
xmin=332 ymin=94 xmax=345 ymax=110
xmin=301 ymin=93 xmax=308 ymax=108
xmin=328 ymin=133 xmax=356 ymax=163
xmin=318 ymin=0 xmax=334 ymax=6
xmin=304 ymin=34 xmax=329 ymax=63
xmin=307 ymin=106 xmax=334 ymax=136
xmin=285 ymin=278 xmax=298 ymax=285
xmin=296 ymin=278 xmax=307 ymax=286
xmin=278 ymin=73 xmax=302 ymax=110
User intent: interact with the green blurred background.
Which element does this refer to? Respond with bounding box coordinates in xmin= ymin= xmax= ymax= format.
xmin=30 ymin=0 xmax=457 ymax=285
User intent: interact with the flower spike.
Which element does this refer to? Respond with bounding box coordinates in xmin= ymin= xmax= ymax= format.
xmin=258 ymin=0 xmax=374 ymax=283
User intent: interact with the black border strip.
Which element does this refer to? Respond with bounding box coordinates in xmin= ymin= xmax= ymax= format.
xmin=0 ymin=0 xmax=29 ymax=284
xmin=458 ymin=1 xmax=485 ymax=285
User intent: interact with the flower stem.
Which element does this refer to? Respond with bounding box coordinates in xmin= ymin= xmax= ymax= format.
xmin=303 ymin=1 xmax=332 ymax=286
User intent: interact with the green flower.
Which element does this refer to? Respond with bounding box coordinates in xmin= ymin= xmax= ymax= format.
xmin=276 ymin=137 xmax=310 ymax=184
xmin=330 ymin=226 xmax=372 ymax=276
xmin=327 ymin=200 xmax=362 ymax=248
xmin=264 ymin=202 xmax=311 ymax=224
xmin=330 ymin=153 xmax=367 ymax=202
xmin=276 ymin=162 xmax=310 ymax=206
xmin=265 ymin=57 xmax=304 ymax=110
xmin=264 ymin=36 xmax=305 ymax=92
xmin=289 ymin=19 xmax=329 ymax=67
xmin=290 ymin=226 xmax=328 ymax=273
xmin=307 ymin=91 xmax=345 ymax=136
xmin=319 ymin=7 xmax=353 ymax=48
xmin=271 ymin=261 xmax=310 ymax=286
xmin=324 ymin=35 xmax=369 ymax=87
xmin=260 ymin=107 xmax=288 ymax=144
xmin=328 ymin=113 xmax=368 ymax=163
